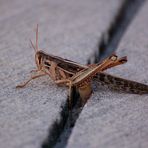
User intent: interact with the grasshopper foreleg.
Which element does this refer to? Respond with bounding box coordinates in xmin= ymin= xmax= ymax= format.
xmin=16 ymin=72 xmax=46 ymax=88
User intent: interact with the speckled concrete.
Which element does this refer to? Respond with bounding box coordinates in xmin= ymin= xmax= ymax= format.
xmin=0 ymin=0 xmax=122 ymax=148
xmin=67 ymin=1 xmax=148 ymax=148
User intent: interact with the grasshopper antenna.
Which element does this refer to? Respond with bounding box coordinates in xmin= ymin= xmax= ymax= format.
xmin=30 ymin=24 xmax=39 ymax=52
xmin=36 ymin=24 xmax=39 ymax=51
xmin=30 ymin=39 xmax=36 ymax=51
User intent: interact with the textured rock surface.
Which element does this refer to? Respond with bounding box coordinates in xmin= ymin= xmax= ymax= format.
xmin=0 ymin=0 xmax=122 ymax=148
xmin=67 ymin=1 xmax=148 ymax=148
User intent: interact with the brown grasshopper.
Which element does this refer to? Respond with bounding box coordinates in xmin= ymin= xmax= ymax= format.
xmin=16 ymin=25 xmax=148 ymax=107
xmin=16 ymin=25 xmax=126 ymax=90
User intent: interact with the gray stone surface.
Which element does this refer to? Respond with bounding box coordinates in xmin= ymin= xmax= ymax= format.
xmin=0 ymin=0 xmax=122 ymax=148
xmin=67 ymin=2 xmax=148 ymax=148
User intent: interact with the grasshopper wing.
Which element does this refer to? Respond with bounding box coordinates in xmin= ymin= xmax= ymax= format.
xmin=94 ymin=72 xmax=148 ymax=94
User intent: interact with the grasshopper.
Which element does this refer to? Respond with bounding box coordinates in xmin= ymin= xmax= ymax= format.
xmin=16 ymin=25 xmax=148 ymax=107
xmin=16 ymin=25 xmax=126 ymax=90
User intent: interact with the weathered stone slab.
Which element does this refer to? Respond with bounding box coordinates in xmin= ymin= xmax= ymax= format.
xmin=0 ymin=0 xmax=122 ymax=148
xmin=67 ymin=2 xmax=148 ymax=148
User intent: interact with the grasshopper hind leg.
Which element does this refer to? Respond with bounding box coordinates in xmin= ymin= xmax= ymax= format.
xmin=78 ymin=83 xmax=92 ymax=106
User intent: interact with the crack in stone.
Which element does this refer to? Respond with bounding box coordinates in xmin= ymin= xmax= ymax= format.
xmin=88 ymin=0 xmax=146 ymax=63
xmin=41 ymin=0 xmax=146 ymax=147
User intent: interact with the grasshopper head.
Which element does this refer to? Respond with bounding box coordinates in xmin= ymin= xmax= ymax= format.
xmin=35 ymin=51 xmax=43 ymax=70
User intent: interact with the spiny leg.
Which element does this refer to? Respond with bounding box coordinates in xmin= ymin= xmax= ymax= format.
xmin=16 ymin=73 xmax=46 ymax=88
xmin=94 ymin=55 xmax=126 ymax=73
xmin=102 ymin=56 xmax=127 ymax=71
xmin=67 ymin=55 xmax=124 ymax=106
xmin=54 ymin=79 xmax=70 ymax=86
xmin=90 ymin=55 xmax=127 ymax=71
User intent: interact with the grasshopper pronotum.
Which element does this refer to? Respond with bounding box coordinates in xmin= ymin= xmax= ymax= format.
xmin=16 ymin=25 xmax=148 ymax=107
